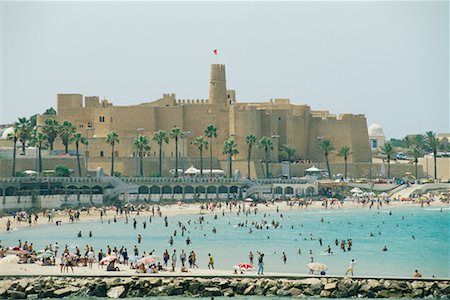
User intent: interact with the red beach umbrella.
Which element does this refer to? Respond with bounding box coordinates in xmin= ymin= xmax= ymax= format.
xmin=233 ymin=263 xmax=254 ymax=271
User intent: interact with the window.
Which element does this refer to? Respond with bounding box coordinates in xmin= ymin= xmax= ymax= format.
xmin=79 ymin=124 xmax=84 ymax=128
xmin=88 ymin=122 xmax=93 ymax=128
xmin=371 ymin=139 xmax=378 ymax=149
xmin=100 ymin=151 xmax=104 ymax=157
xmin=99 ymin=116 xmax=105 ymax=123
xmin=114 ymin=151 xmax=119 ymax=157
xmin=110 ymin=117 xmax=113 ymax=123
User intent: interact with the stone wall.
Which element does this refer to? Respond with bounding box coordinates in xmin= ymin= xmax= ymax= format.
xmin=0 ymin=276 xmax=448 ymax=298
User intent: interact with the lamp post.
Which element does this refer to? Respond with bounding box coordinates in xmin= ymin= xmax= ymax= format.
xmin=316 ymin=136 xmax=324 ymax=169
xmin=34 ymin=124 xmax=43 ymax=174
xmin=181 ymin=131 xmax=191 ymax=178
xmin=135 ymin=128 xmax=145 ymax=177
xmin=271 ymin=135 xmax=280 ymax=178
xmin=85 ymin=127 xmax=95 ymax=177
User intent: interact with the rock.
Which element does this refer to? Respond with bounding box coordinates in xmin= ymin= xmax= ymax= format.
xmin=92 ymin=283 xmax=108 ymax=297
xmin=299 ymin=278 xmax=321 ymax=286
xmin=0 ymin=288 xmax=7 ymax=297
xmin=223 ymin=288 xmax=234 ymax=297
xmin=347 ymin=282 xmax=360 ymax=296
xmin=276 ymin=289 xmax=290 ymax=296
xmin=243 ymin=285 xmax=255 ymax=295
xmin=26 ymin=294 xmax=38 ymax=299
xmin=411 ymin=288 xmax=424 ymax=297
xmin=331 ymin=290 xmax=348 ymax=298
xmin=303 ymin=287 xmax=316 ymax=296
xmin=187 ymin=282 xmax=201 ymax=293
xmin=320 ymin=290 xmax=331 ymax=297
xmin=289 ymin=287 xmax=302 ymax=296
xmin=166 ymin=285 xmax=184 ymax=296
xmin=38 ymin=288 xmax=55 ymax=298
xmin=441 ymin=284 xmax=450 ymax=294
xmin=202 ymin=287 xmax=222 ymax=297
xmin=25 ymin=285 xmax=36 ymax=294
xmin=53 ymin=286 xmax=80 ymax=297
xmin=107 ymin=286 xmax=126 ymax=298
xmin=324 ymin=282 xmax=337 ymax=291
xmin=7 ymin=290 xmax=27 ymax=299
xmin=367 ymin=279 xmax=384 ymax=292
xmin=17 ymin=279 xmax=29 ymax=291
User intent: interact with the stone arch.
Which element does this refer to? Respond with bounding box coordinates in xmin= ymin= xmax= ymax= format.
xmin=230 ymin=186 xmax=238 ymax=194
xmin=218 ymin=186 xmax=228 ymax=194
xmin=173 ymin=186 xmax=183 ymax=194
xmin=5 ymin=186 xmax=15 ymax=196
xmin=185 ymin=186 xmax=194 ymax=194
xmin=162 ymin=186 xmax=172 ymax=194
xmin=274 ymin=186 xmax=283 ymax=194
xmin=92 ymin=186 xmax=103 ymax=194
xmin=67 ymin=186 xmax=78 ymax=194
xmin=207 ymin=186 xmax=217 ymax=194
xmin=306 ymin=186 xmax=315 ymax=195
xmin=150 ymin=186 xmax=161 ymax=194
xmin=285 ymin=186 xmax=294 ymax=195
xmin=195 ymin=186 xmax=206 ymax=194
xmin=139 ymin=186 xmax=149 ymax=194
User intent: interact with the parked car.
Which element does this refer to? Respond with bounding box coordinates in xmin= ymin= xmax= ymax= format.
xmin=396 ymin=152 xmax=408 ymax=160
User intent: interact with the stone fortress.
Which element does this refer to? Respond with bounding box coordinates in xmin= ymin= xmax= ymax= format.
xmin=35 ymin=64 xmax=371 ymax=176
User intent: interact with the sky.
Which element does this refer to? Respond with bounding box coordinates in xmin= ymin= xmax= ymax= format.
xmin=1 ymin=1 xmax=449 ymax=139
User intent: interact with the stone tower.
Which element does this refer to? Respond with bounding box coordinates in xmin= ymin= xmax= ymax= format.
xmin=209 ymin=64 xmax=227 ymax=105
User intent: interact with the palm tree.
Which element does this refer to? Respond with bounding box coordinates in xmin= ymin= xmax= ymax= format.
xmin=379 ymin=142 xmax=395 ymax=179
xmin=337 ymin=145 xmax=352 ymax=179
xmin=245 ymin=134 xmax=257 ymax=179
xmin=193 ymin=136 xmax=208 ymax=177
xmin=411 ymin=134 xmax=425 ymax=149
xmin=424 ymin=131 xmax=441 ymax=179
xmin=59 ymin=121 xmax=76 ymax=154
xmin=16 ymin=117 xmax=32 ymax=155
xmin=133 ymin=135 xmax=151 ymax=176
xmin=106 ymin=131 xmax=119 ymax=176
xmin=152 ymin=130 xmax=169 ymax=177
xmin=71 ymin=133 xmax=87 ymax=177
xmin=318 ymin=139 xmax=335 ymax=179
xmin=42 ymin=118 xmax=59 ymax=151
xmin=223 ymin=139 xmax=239 ymax=178
xmin=257 ymin=136 xmax=273 ymax=179
xmin=30 ymin=131 xmax=48 ymax=173
xmin=169 ymin=127 xmax=183 ymax=177
xmin=402 ymin=136 xmax=411 ymax=149
xmin=205 ymin=124 xmax=217 ymax=178
xmin=408 ymin=146 xmax=424 ymax=180
xmin=7 ymin=127 xmax=20 ymax=176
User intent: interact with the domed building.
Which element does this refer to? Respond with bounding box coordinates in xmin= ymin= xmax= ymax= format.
xmin=0 ymin=127 xmax=14 ymax=139
xmin=368 ymin=123 xmax=385 ymax=150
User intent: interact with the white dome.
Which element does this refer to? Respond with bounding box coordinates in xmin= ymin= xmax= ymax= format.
xmin=1 ymin=127 xmax=14 ymax=139
xmin=368 ymin=124 xmax=385 ymax=137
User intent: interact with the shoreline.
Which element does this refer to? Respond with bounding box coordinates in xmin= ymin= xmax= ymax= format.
xmin=1 ymin=199 xmax=447 ymax=234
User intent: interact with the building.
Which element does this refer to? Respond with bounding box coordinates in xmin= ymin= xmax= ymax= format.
xmin=33 ymin=64 xmax=370 ymax=176
xmin=368 ymin=123 xmax=385 ymax=150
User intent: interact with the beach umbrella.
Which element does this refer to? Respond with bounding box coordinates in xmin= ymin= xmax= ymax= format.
xmin=100 ymin=255 xmax=117 ymax=264
xmin=307 ymin=262 xmax=328 ymax=273
xmin=244 ymin=198 xmax=254 ymax=202
xmin=176 ymin=201 xmax=185 ymax=206
xmin=233 ymin=263 xmax=254 ymax=271
xmin=137 ymin=255 xmax=159 ymax=265
xmin=37 ymin=250 xmax=54 ymax=259
xmin=6 ymin=248 xmax=28 ymax=256
xmin=350 ymin=187 xmax=363 ymax=194
xmin=379 ymin=192 xmax=388 ymax=198
xmin=0 ymin=255 xmax=20 ymax=264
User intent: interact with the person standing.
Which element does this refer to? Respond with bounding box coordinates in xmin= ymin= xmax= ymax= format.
xmin=257 ymin=252 xmax=264 ymax=275
xmin=87 ymin=247 xmax=95 ymax=269
xmin=208 ymin=253 xmax=214 ymax=269
xmin=281 ymin=252 xmax=287 ymax=264
xmin=171 ymin=250 xmax=177 ymax=272
xmin=180 ymin=250 xmax=187 ymax=267
xmin=249 ymin=251 xmax=254 ymax=264
xmin=345 ymin=259 xmax=356 ymax=276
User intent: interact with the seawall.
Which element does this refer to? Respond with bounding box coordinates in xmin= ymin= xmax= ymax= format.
xmin=0 ymin=275 xmax=449 ymax=298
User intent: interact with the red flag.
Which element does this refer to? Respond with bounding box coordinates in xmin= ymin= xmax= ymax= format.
xmin=213 ymin=49 xmax=218 ymax=55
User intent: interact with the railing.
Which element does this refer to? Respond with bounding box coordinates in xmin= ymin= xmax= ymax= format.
xmin=0 ymin=177 xmax=101 ymax=184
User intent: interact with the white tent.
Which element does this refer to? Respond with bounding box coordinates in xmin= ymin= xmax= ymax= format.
xmin=184 ymin=165 xmax=200 ymax=175
xmin=350 ymin=187 xmax=363 ymax=194
xmin=305 ymin=166 xmax=322 ymax=172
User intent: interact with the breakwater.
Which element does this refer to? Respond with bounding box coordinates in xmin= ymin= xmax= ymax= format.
xmin=0 ymin=276 xmax=449 ymax=298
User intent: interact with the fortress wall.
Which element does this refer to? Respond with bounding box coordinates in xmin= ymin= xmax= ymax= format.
xmin=345 ymin=114 xmax=371 ymax=162
xmin=290 ymin=108 xmax=310 ymax=159
xmin=231 ymin=106 xmax=263 ymax=160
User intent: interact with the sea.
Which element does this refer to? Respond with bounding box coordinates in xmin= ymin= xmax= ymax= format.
xmin=1 ymin=205 xmax=449 ymax=278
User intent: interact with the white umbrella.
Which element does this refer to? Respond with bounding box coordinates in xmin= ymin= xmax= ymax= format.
xmin=350 ymin=187 xmax=363 ymax=194
xmin=245 ymin=198 xmax=254 ymax=202
xmin=0 ymin=255 xmax=20 ymax=264
xmin=379 ymin=192 xmax=389 ymax=198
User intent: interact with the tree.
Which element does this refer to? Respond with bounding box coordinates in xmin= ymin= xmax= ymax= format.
xmin=133 ymin=135 xmax=151 ymax=176
xmin=169 ymin=127 xmax=183 ymax=177
xmin=411 ymin=134 xmax=425 ymax=149
xmin=280 ymin=144 xmax=296 ymax=178
xmin=106 ymin=131 xmax=119 ymax=176
xmin=43 ymin=107 xmax=57 ymax=115
xmin=318 ymin=139 xmax=335 ymax=179
xmin=257 ymin=136 xmax=273 ymax=179
xmin=424 ymin=131 xmax=441 ymax=179
xmin=54 ymin=164 xmax=70 ymax=177
xmin=205 ymin=124 xmax=217 ymax=178
xmin=71 ymin=133 xmax=87 ymax=177
xmin=16 ymin=117 xmax=32 ymax=155
xmin=152 ymin=130 xmax=169 ymax=177
xmin=30 ymin=131 xmax=48 ymax=173
xmin=194 ymin=136 xmax=208 ymax=177
xmin=245 ymin=134 xmax=257 ymax=179
xmin=408 ymin=146 xmax=424 ymax=180
xmin=223 ymin=139 xmax=239 ymax=178
xmin=7 ymin=127 xmax=20 ymax=177
xmin=42 ymin=118 xmax=59 ymax=151
xmin=402 ymin=136 xmax=411 ymax=149
xmin=337 ymin=145 xmax=352 ymax=179
xmin=59 ymin=121 xmax=76 ymax=154
xmin=380 ymin=142 xmax=395 ymax=179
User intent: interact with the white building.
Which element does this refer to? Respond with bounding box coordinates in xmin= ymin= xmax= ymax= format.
xmin=368 ymin=124 xmax=385 ymax=150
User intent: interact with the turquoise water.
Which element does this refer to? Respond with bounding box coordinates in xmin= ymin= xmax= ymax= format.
xmin=1 ymin=206 xmax=449 ymax=278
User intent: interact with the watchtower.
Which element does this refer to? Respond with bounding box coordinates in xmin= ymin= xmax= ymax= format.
xmin=209 ymin=64 xmax=227 ymax=105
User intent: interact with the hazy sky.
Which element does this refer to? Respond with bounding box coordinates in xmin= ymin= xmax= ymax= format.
xmin=1 ymin=1 xmax=449 ymax=138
